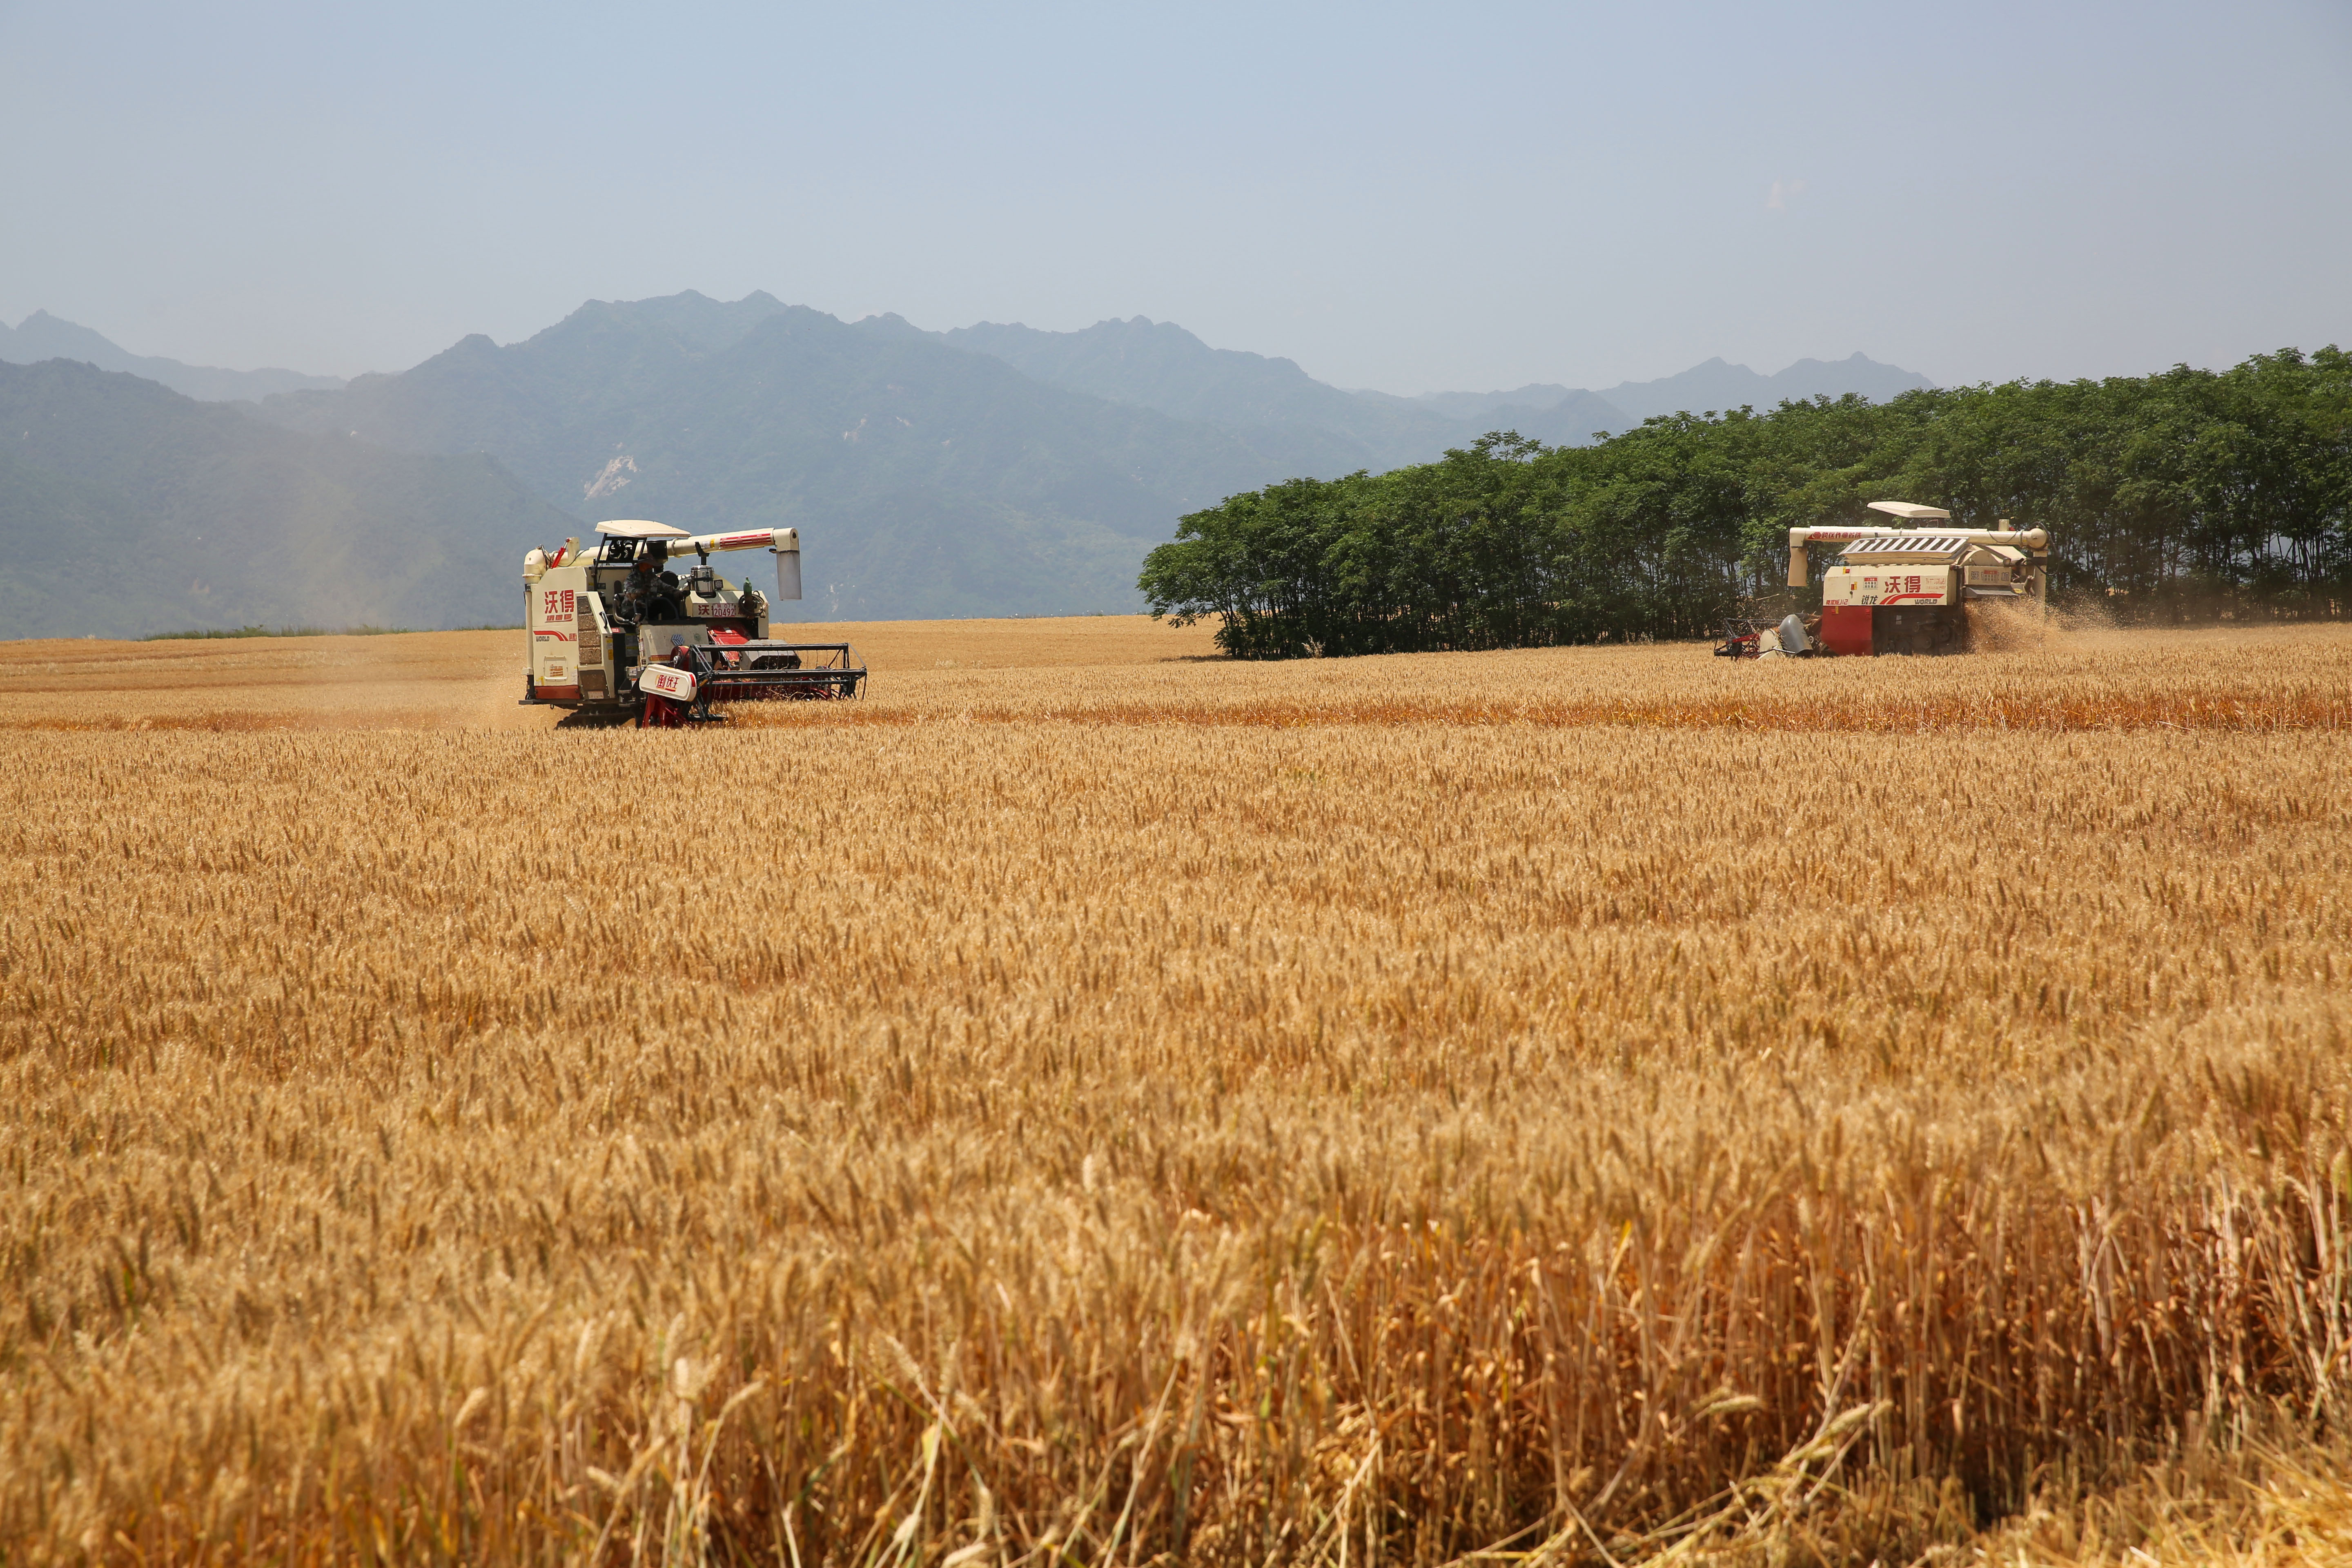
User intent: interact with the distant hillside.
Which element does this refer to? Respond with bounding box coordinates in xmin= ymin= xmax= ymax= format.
xmin=1596 ymin=353 xmax=1934 ymax=423
xmin=941 ymin=316 xmax=1479 ymax=469
xmin=5 ymin=294 xmax=1948 ymax=629
xmin=935 ymin=319 xmax=1928 ymax=460
xmin=258 ymin=293 xmax=1365 ymax=621
xmin=1396 ymin=383 xmax=1591 ymax=422
xmin=1385 ymin=354 xmax=1933 ymax=432
xmin=0 ymin=359 xmax=573 ymax=638
xmin=0 ymin=311 xmax=347 ymax=403
xmin=1356 ymin=383 xmax=1635 ymax=447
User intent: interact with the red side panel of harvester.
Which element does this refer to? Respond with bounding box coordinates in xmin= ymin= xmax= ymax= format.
xmin=1819 ymin=604 xmax=1873 ymax=657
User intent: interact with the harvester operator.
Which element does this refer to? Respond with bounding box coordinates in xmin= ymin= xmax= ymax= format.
xmin=617 ymin=542 xmax=685 ymax=628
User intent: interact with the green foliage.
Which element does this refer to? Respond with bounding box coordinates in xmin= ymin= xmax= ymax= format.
xmin=1141 ymin=350 xmax=2352 ymax=655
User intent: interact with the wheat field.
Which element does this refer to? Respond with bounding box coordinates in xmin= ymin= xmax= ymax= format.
xmin=4 ymin=617 xmax=2350 ymax=1566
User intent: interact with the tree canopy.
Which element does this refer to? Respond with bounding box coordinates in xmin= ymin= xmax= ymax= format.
xmin=1139 ymin=348 xmax=2352 ymax=656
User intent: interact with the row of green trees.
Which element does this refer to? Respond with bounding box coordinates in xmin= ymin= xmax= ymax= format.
xmin=1137 ymin=347 xmax=2352 ymax=657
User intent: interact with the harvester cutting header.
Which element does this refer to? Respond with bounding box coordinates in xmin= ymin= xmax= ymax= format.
xmin=521 ymin=520 xmax=864 ymax=724
xmin=1723 ymin=501 xmax=2051 ymax=657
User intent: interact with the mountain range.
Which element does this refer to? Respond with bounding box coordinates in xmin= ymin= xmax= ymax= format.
xmin=935 ymin=319 xmax=1932 ymax=461
xmin=1397 ymin=352 xmax=1936 ymax=428
xmin=0 ymin=311 xmax=346 ymax=403
xmin=252 ymin=294 xmax=1363 ymax=621
xmin=0 ymin=359 xmax=572 ymax=638
xmin=0 ymin=297 xmax=1933 ymax=633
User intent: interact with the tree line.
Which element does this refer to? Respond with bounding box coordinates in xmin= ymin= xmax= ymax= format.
xmin=1137 ymin=347 xmax=2352 ymax=657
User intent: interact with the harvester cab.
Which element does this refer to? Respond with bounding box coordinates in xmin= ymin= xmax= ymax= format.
xmin=1780 ymin=502 xmax=2049 ymax=657
xmin=520 ymin=520 xmax=866 ymax=723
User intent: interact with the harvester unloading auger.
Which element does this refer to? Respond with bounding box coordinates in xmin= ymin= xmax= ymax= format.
xmin=519 ymin=521 xmax=866 ymax=724
xmin=1717 ymin=501 xmax=2050 ymax=658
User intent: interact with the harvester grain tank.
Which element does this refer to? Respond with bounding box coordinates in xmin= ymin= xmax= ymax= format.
xmin=1781 ymin=501 xmax=2049 ymax=656
xmin=520 ymin=520 xmax=865 ymax=722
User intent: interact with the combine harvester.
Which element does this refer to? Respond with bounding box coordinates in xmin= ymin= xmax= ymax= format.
xmin=1722 ymin=501 xmax=2050 ymax=657
xmin=520 ymin=521 xmax=866 ymax=724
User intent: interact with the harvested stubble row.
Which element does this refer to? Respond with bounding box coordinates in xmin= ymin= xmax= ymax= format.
xmin=2 ymin=621 xmax=2344 ymax=739
xmin=4 ymin=699 xmax=2349 ymax=1566
xmin=751 ymin=623 xmax=2352 ymax=733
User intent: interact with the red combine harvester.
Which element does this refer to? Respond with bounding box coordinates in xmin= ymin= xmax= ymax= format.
xmin=1721 ymin=501 xmax=2049 ymax=658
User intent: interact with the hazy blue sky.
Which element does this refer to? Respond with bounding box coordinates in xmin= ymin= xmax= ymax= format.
xmin=2 ymin=0 xmax=2347 ymax=393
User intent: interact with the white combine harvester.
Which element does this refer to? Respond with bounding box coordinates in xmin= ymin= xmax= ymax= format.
xmin=520 ymin=520 xmax=864 ymax=724
xmin=1726 ymin=501 xmax=2050 ymax=657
